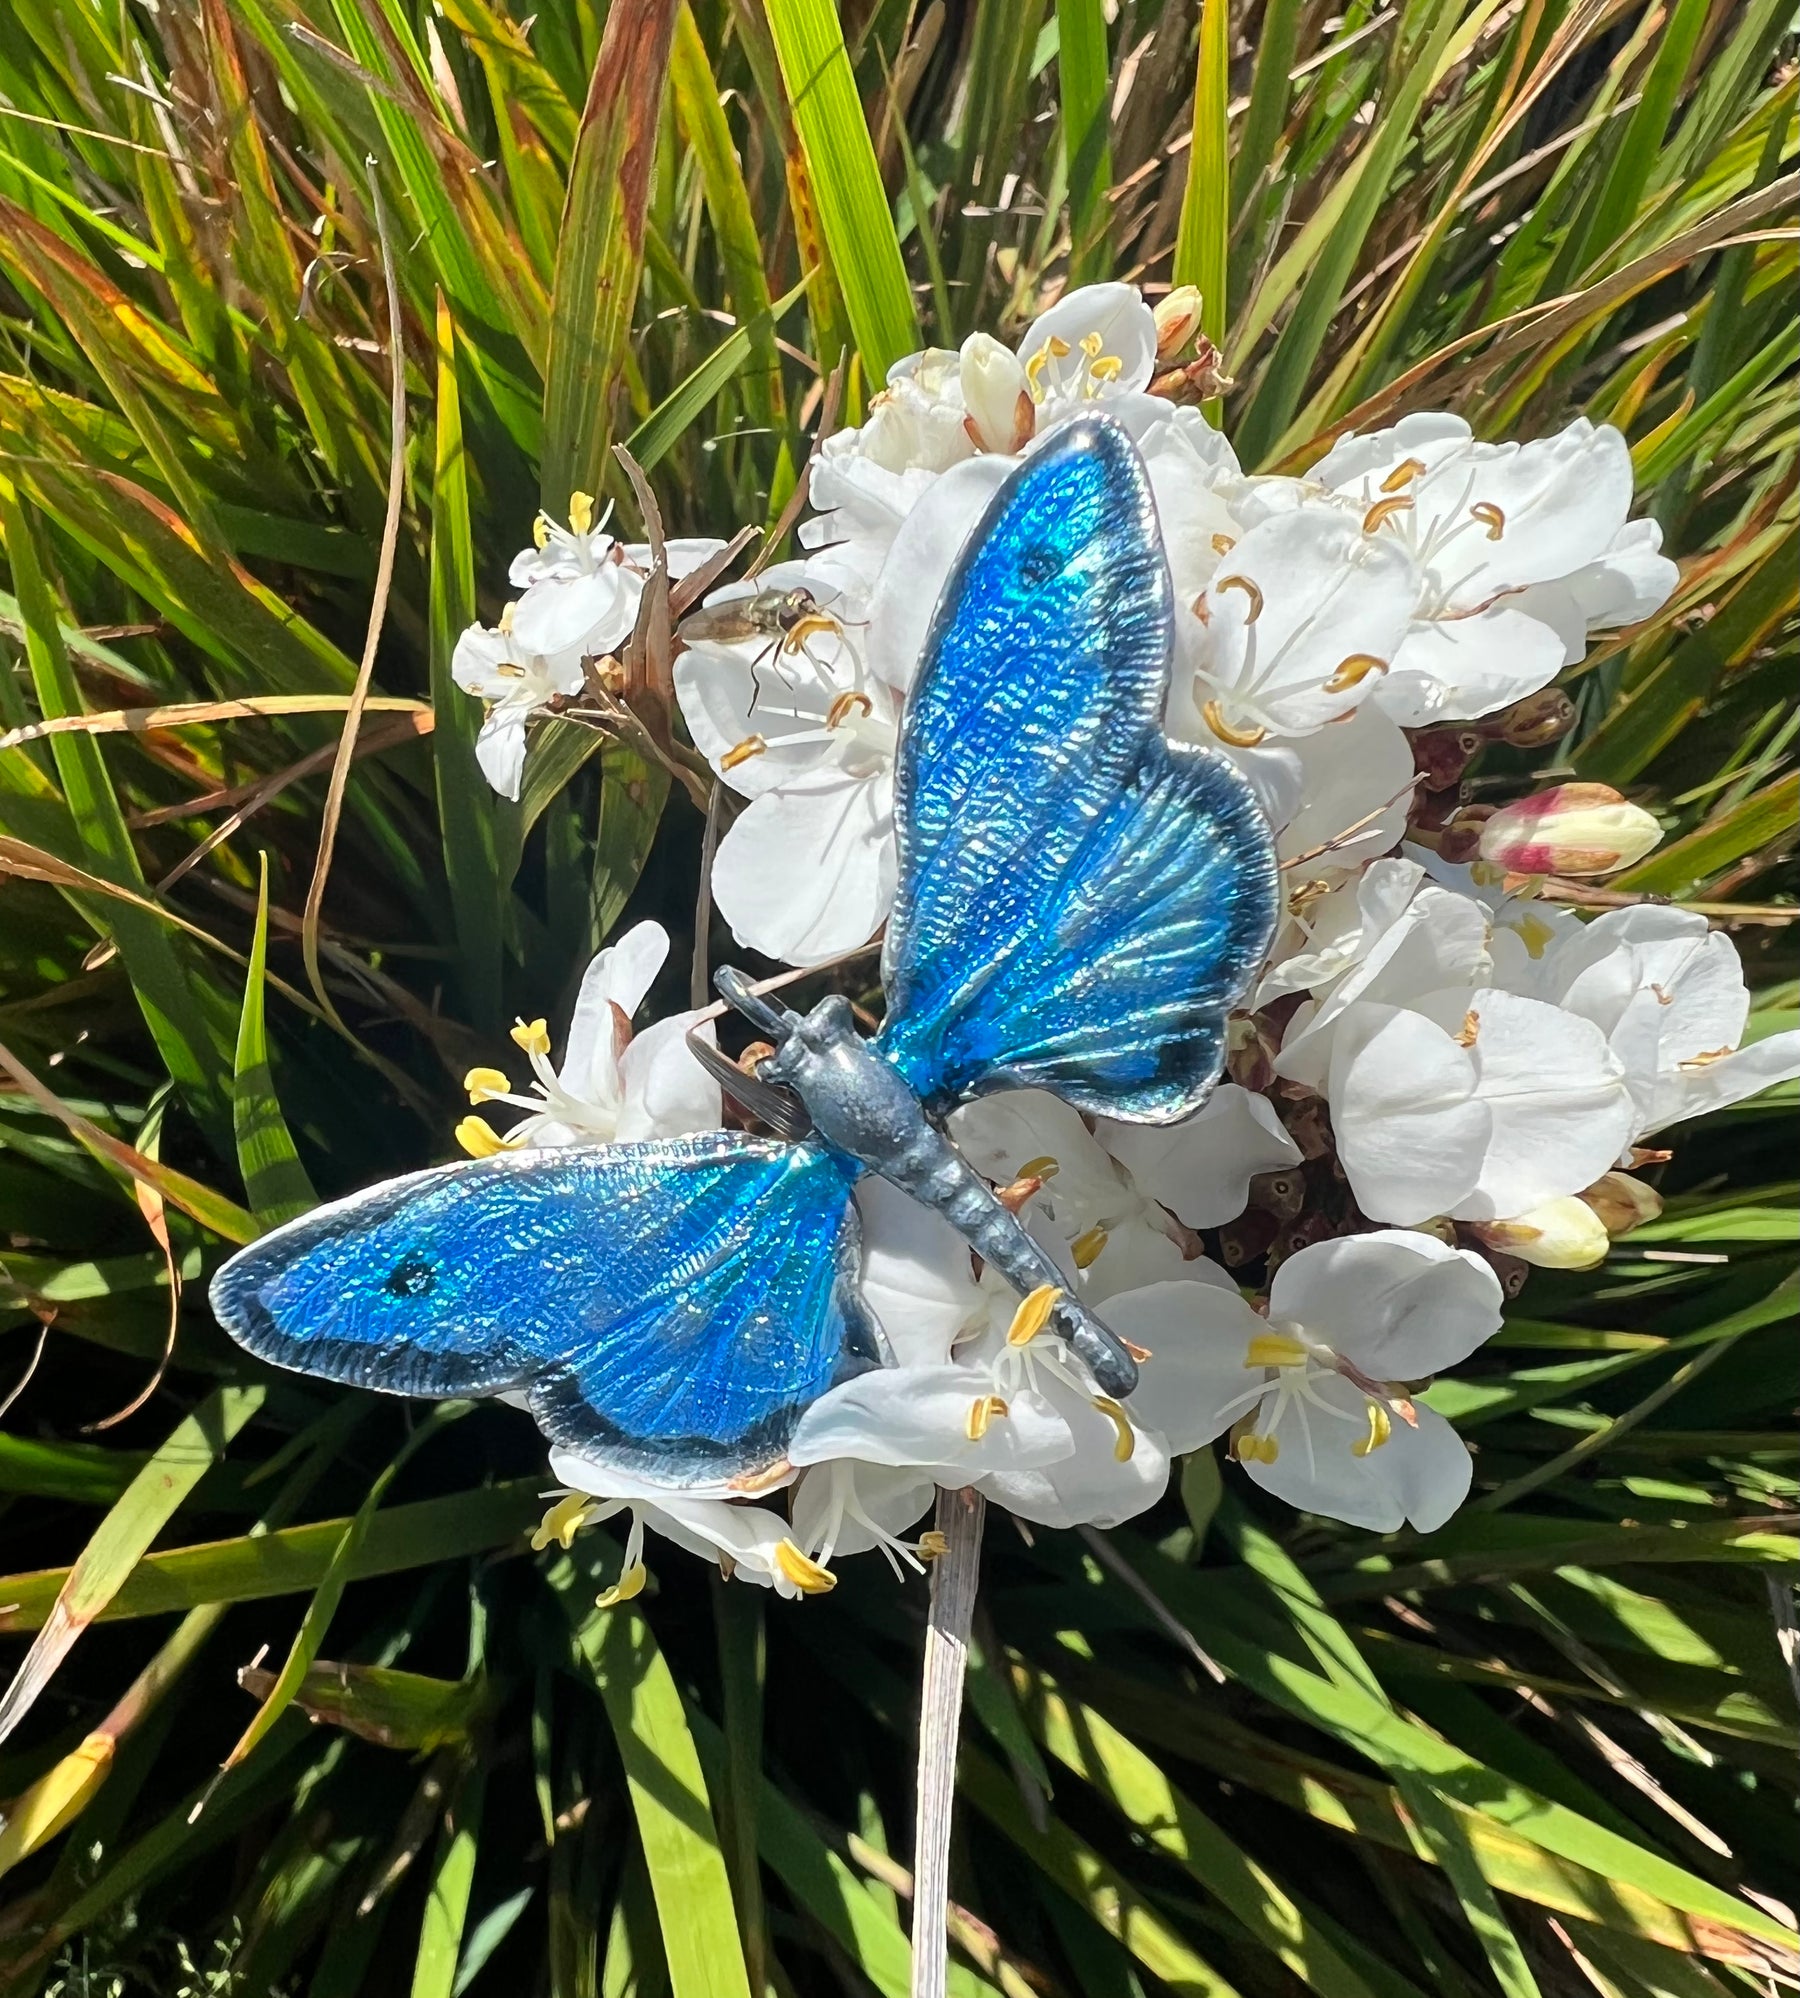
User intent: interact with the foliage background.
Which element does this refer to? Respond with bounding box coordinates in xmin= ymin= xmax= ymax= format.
xmin=0 ymin=0 xmax=1793 ymax=1993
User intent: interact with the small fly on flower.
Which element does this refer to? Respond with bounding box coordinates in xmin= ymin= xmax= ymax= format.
xmin=678 ymin=584 xmax=850 ymax=676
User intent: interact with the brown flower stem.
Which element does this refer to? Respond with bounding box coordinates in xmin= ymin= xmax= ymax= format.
xmin=911 ymin=1484 xmax=985 ymax=1998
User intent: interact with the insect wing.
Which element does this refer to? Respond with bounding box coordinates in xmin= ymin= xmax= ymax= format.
xmin=210 ymin=1134 xmax=878 ymax=1489
xmin=876 ymin=416 xmax=1278 ymax=1121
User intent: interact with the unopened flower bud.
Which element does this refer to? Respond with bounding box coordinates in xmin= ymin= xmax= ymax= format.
xmin=1478 ymin=784 xmax=1662 ymax=878
xmin=959 ymin=334 xmax=1034 ymax=454
xmin=1495 ymin=687 xmax=1577 ymax=749
xmin=1469 ymin=1197 xmax=1609 ymax=1270
xmin=1581 ymin=1171 xmax=1663 ymax=1238
xmin=1154 ymin=285 xmax=1203 ymax=358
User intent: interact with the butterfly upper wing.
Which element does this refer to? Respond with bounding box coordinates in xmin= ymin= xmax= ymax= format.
xmin=876 ymin=415 xmax=1279 ymax=1121
xmin=210 ymin=1134 xmax=879 ymax=1490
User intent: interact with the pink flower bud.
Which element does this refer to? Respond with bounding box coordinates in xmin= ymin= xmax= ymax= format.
xmin=1478 ymin=783 xmax=1662 ymax=878
xmin=958 ymin=334 xmax=1034 ymax=454
xmin=1153 ymin=285 xmax=1203 ymax=358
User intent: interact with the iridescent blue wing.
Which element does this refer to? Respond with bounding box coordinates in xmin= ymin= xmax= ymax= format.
xmin=210 ymin=1135 xmax=878 ymax=1490
xmin=876 ymin=415 xmax=1278 ymax=1121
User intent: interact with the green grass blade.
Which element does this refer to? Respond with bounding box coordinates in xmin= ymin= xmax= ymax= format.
xmin=559 ymin=1570 xmax=754 ymax=1998
xmin=764 ymin=0 xmax=920 ymax=380
xmin=0 ymin=1386 xmax=263 ymax=1748
xmin=541 ymin=0 xmax=680 ymax=506
xmin=233 ymin=855 xmax=317 ymax=1230
xmin=412 ymin=1762 xmax=486 ymax=1998
xmin=1173 ymin=0 xmax=1230 ymax=372
xmin=429 ymin=296 xmax=508 ymax=1032
xmin=1056 ymin=0 xmax=1112 ymax=286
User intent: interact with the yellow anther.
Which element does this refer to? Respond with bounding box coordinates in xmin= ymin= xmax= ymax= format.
xmin=1362 ymin=495 xmax=1414 ymax=533
xmin=1024 ymin=343 xmax=1052 ymax=392
xmin=1454 ymin=1008 xmax=1481 ymax=1048
xmin=773 ymin=1539 xmax=837 ymax=1594
xmin=1087 ymin=353 xmax=1122 ymax=383
xmin=1469 ymin=501 xmax=1505 ymax=540
xmin=781 ymin=613 xmax=839 ymax=654
xmin=1092 ymin=1396 xmax=1136 ymax=1463
xmin=1245 ymin=1332 xmax=1309 ymax=1369
xmin=497 ymin=600 xmax=517 ymax=634
xmin=1289 ymin=877 xmax=1331 ymax=914
xmin=532 ymin=514 xmax=550 ymax=550
xmin=1070 ymin=1224 xmax=1110 ymax=1270
xmin=825 ymin=690 xmax=873 ymax=730
xmin=511 ymin=1017 xmax=552 ymax=1057
xmin=1048 ymin=335 xmax=1071 ymax=358
xmin=568 ymin=490 xmax=596 ymax=536
xmin=1079 ymin=330 xmax=1104 ymax=357
xmin=1215 ymin=573 xmax=1264 ymax=622
xmin=1017 ymin=1155 xmax=1060 ymax=1182
xmin=596 ymin=1562 xmax=648 ymax=1610
xmin=1352 ymin=1400 xmax=1394 ymax=1457
xmin=1379 ymin=457 xmax=1426 ymax=493
xmin=1515 ymin=910 xmax=1558 ymax=960
xmin=1232 ymin=1428 xmax=1280 ymax=1465
xmin=1678 ymin=1046 xmax=1733 ymax=1070
xmin=1006 ymin=1284 xmax=1062 ymax=1347
xmin=721 ymin=734 xmax=768 ymax=770
xmin=454 ymin=1115 xmax=516 ymax=1159
xmin=916 ymin=1530 xmax=950 ymax=1561
xmin=532 ymin=1492 xmax=596 ymax=1552
xmin=1202 ymin=700 xmax=1267 ymax=749
xmin=1323 ymin=653 xmax=1390 ymax=694
xmin=965 ymin=1394 xmax=1010 ymax=1441
xmin=463 ymin=1065 xmax=512 ymax=1104
xmin=1211 ymin=532 xmax=1236 ymax=555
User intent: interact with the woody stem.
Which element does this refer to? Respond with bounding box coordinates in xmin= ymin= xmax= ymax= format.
xmin=910 ymin=1485 xmax=985 ymax=1998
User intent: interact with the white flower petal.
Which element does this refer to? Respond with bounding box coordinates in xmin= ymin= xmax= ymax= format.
xmin=979 ymin=1384 xmax=1171 ymax=1529
xmin=710 ymin=768 xmax=896 ymax=966
xmin=562 ymin=922 xmax=671 ymax=1095
xmin=1373 ymin=603 xmax=1567 ymax=727
xmin=1101 ymin=1276 xmax=1266 ymax=1454
xmin=1248 ymin=1372 xmax=1470 ymax=1532
xmin=1639 ymin=1029 xmax=1800 ymax=1137
xmin=474 ymin=713 xmax=528 ymax=801
xmin=789 ymin=1366 xmax=1072 ymax=1473
xmin=855 ymin=1176 xmax=980 ymax=1369
xmin=1097 ymin=1084 xmax=1300 ymax=1230
xmin=512 ymin=568 xmax=640 ymax=659
xmin=1018 ymin=282 xmax=1159 ymax=399
xmin=1268 ymin=1230 xmax=1503 ymax=1379
xmin=616 ymin=1012 xmax=723 ymax=1141
xmin=1326 ymin=1003 xmax=1487 ymax=1224
xmin=1306 ymin=412 xmax=1473 ymax=490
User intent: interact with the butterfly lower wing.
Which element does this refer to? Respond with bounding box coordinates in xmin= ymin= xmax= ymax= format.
xmin=878 ymin=416 xmax=1278 ymax=1121
xmin=210 ymin=1134 xmax=878 ymax=1489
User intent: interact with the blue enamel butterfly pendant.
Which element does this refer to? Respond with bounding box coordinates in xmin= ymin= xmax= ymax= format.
xmin=211 ymin=417 xmax=1280 ymax=1493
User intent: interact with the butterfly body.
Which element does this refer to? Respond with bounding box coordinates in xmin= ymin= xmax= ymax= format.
xmin=212 ymin=416 xmax=1279 ymax=1493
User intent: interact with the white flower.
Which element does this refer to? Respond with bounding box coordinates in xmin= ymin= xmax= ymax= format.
xmin=1304 ymin=414 xmax=1676 ymax=726
xmin=455 ymin=920 xmax=719 ymax=1154
xmin=674 ymin=562 xmax=899 ymax=964
xmin=1103 ymin=1232 xmax=1503 ymax=1531
xmin=1522 ymin=905 xmax=1800 ymax=1142
xmin=1014 ymin=282 xmax=1161 ymax=427
xmin=508 ymin=491 xmax=721 ymax=660
xmin=534 ymin=1479 xmax=836 ymax=1600
xmin=1271 ymin=859 xmax=1492 ymax=1082
xmin=1324 ymin=990 xmax=1636 ymax=1226
xmin=1184 ymin=503 xmax=1418 ymax=742
xmin=450 ymin=622 xmax=586 ymax=802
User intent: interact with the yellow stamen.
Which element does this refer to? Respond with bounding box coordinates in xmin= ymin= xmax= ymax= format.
xmin=1202 ymin=699 xmax=1267 ymax=748
xmin=728 ymin=1456 xmax=793 ymax=1495
xmin=721 ymin=733 xmax=767 ymax=770
xmin=1351 ymin=1400 xmax=1393 ymax=1458
xmin=965 ymin=1394 xmax=1010 ymax=1441
xmin=1017 ymin=1155 xmax=1060 ymax=1182
xmin=596 ymin=1562 xmax=648 ymax=1610
xmin=1210 ymin=532 xmax=1236 ymax=555
xmin=1006 ymin=1285 xmax=1061 ymax=1347
xmin=1079 ymin=330 xmax=1104 ymax=357
xmin=1087 ymin=353 xmax=1122 ymax=383
xmin=1323 ymin=653 xmax=1389 ymax=693
xmin=1245 ymin=1332 xmax=1309 ymax=1369
xmin=532 ymin=514 xmax=550 ymax=550
xmin=1232 ymin=1428 xmax=1280 ymax=1465
xmin=1288 ymin=877 xmax=1330 ymax=914
xmin=1454 ymin=1008 xmax=1481 ymax=1048
xmin=497 ymin=600 xmax=516 ymax=634
xmin=1515 ymin=910 xmax=1558 ymax=960
xmin=1469 ymin=501 xmax=1505 ymax=540
xmin=463 ymin=1065 xmax=511 ymax=1104
xmin=532 ymin=1493 xmax=596 ymax=1552
xmin=511 ymin=1017 xmax=552 ymax=1057
xmin=1070 ymin=1224 xmax=1110 ymax=1270
xmin=1678 ymin=1046 xmax=1733 ymax=1070
xmin=1362 ymin=495 xmax=1414 ymax=533
xmin=916 ymin=1530 xmax=949 ymax=1561
xmin=568 ymin=490 xmax=595 ymax=537
xmin=1215 ymin=573 xmax=1263 ymax=622
xmin=454 ymin=1115 xmax=516 ymax=1159
xmin=825 ymin=690 xmax=873 ymax=729
xmin=780 ymin=613 xmax=839 ymax=654
xmin=1047 ymin=334 xmax=1071 ymax=358
xmin=1092 ymin=1396 xmax=1136 ymax=1463
xmin=1379 ymin=457 xmax=1426 ymax=493
xmin=1024 ymin=343 xmax=1052 ymax=392
xmin=773 ymin=1539 xmax=837 ymax=1594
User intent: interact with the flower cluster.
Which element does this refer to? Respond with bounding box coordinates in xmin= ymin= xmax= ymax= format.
xmin=457 ymin=282 xmax=1800 ymax=1599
